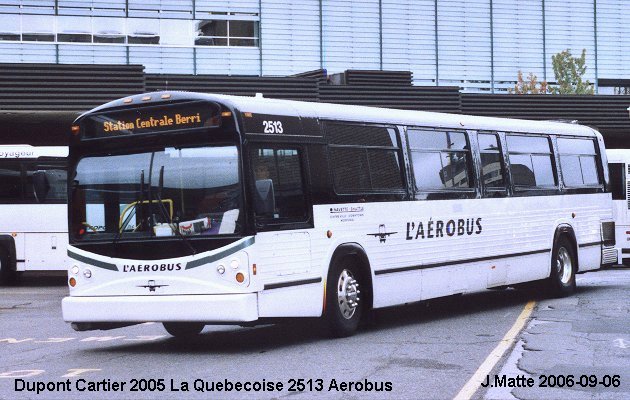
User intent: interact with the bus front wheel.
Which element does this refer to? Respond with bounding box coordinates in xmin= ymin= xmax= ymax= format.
xmin=163 ymin=322 xmax=204 ymax=338
xmin=548 ymin=236 xmax=576 ymax=297
xmin=0 ymin=247 xmax=17 ymax=286
xmin=324 ymin=259 xmax=364 ymax=338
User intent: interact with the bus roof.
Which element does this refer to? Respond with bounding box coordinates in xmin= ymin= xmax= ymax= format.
xmin=605 ymin=148 xmax=630 ymax=163
xmin=82 ymin=91 xmax=601 ymax=138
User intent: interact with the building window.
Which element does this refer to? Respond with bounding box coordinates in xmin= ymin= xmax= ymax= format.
xmin=0 ymin=14 xmax=259 ymax=47
xmin=57 ymin=16 xmax=92 ymax=43
xmin=127 ymin=18 xmax=160 ymax=44
xmin=93 ymin=18 xmax=125 ymax=44
xmin=21 ymin=15 xmax=55 ymax=42
xmin=195 ymin=19 xmax=258 ymax=47
xmin=0 ymin=14 xmax=20 ymax=41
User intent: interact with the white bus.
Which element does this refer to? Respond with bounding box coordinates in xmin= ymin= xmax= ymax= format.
xmin=0 ymin=144 xmax=70 ymax=284
xmin=61 ymin=92 xmax=616 ymax=337
xmin=606 ymin=149 xmax=629 ymax=265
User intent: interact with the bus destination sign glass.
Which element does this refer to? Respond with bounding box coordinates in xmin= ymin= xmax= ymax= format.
xmin=82 ymin=102 xmax=221 ymax=139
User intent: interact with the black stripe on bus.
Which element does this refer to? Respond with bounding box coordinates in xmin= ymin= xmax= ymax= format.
xmin=185 ymin=237 xmax=255 ymax=270
xmin=578 ymin=241 xmax=603 ymax=248
xmin=374 ymin=248 xmax=551 ymax=276
xmin=264 ymin=277 xmax=322 ymax=290
xmin=67 ymin=250 xmax=118 ymax=271
xmin=621 ymin=249 xmax=630 ymax=254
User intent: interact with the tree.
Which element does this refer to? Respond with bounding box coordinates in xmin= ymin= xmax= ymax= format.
xmin=551 ymin=49 xmax=594 ymax=94
xmin=509 ymin=70 xmax=549 ymax=94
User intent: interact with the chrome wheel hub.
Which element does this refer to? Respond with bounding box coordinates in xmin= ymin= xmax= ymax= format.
xmin=337 ymin=269 xmax=360 ymax=319
xmin=557 ymin=247 xmax=573 ymax=284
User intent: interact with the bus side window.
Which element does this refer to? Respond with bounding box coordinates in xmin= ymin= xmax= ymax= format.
xmin=326 ymin=123 xmax=404 ymax=194
xmin=25 ymin=164 xmax=67 ymax=203
xmin=608 ymin=162 xmax=626 ymax=200
xmin=407 ymin=129 xmax=474 ymax=195
xmin=506 ymin=134 xmax=557 ymax=189
xmin=0 ymin=163 xmax=22 ymax=202
xmin=557 ymin=137 xmax=602 ymax=188
xmin=477 ymin=132 xmax=507 ymax=195
xmin=250 ymin=147 xmax=308 ymax=222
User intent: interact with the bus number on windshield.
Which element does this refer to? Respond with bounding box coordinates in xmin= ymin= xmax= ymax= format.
xmin=263 ymin=120 xmax=284 ymax=134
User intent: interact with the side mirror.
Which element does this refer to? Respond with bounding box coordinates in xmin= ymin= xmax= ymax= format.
xmin=254 ymin=179 xmax=275 ymax=216
xmin=32 ymin=170 xmax=50 ymax=203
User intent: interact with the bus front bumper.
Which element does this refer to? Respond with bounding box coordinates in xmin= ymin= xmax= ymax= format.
xmin=62 ymin=293 xmax=258 ymax=323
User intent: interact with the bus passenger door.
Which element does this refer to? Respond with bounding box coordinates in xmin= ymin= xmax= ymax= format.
xmin=249 ymin=146 xmax=318 ymax=317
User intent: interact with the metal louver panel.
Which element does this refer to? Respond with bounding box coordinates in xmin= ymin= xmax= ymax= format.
xmin=322 ymin=0 xmax=381 ymax=73
xmin=261 ymin=0 xmax=321 ymax=76
xmin=0 ymin=63 xmax=145 ymax=111
xmin=602 ymin=247 xmax=618 ymax=265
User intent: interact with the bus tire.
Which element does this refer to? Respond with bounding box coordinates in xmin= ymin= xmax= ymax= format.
xmin=0 ymin=247 xmax=18 ymax=286
xmin=548 ymin=236 xmax=576 ymax=297
xmin=324 ymin=258 xmax=364 ymax=338
xmin=162 ymin=322 xmax=204 ymax=338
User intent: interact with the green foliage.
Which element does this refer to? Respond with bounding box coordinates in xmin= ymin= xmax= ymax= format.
xmin=551 ymin=49 xmax=594 ymax=95
xmin=509 ymin=70 xmax=549 ymax=94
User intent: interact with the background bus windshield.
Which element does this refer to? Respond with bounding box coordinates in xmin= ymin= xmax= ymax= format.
xmin=71 ymin=145 xmax=241 ymax=240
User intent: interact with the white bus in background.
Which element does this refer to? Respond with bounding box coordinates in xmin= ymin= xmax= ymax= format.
xmin=62 ymin=92 xmax=616 ymax=338
xmin=0 ymin=144 xmax=70 ymax=284
xmin=606 ymin=149 xmax=630 ymax=266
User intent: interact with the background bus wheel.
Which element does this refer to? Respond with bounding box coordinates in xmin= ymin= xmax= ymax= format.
xmin=163 ymin=322 xmax=204 ymax=338
xmin=548 ymin=236 xmax=576 ymax=297
xmin=0 ymin=248 xmax=17 ymax=286
xmin=325 ymin=259 xmax=363 ymax=338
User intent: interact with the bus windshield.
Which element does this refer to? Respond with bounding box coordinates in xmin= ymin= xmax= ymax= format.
xmin=71 ymin=145 xmax=241 ymax=241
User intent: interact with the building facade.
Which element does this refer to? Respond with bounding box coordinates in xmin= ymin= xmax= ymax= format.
xmin=0 ymin=1 xmax=627 ymax=93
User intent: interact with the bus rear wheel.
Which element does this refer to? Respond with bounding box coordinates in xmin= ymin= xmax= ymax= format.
xmin=548 ymin=236 xmax=576 ymax=297
xmin=163 ymin=322 xmax=205 ymax=338
xmin=325 ymin=259 xmax=363 ymax=338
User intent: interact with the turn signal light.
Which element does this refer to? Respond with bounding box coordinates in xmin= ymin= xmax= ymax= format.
xmin=69 ymin=277 xmax=77 ymax=287
xmin=71 ymin=125 xmax=80 ymax=135
xmin=235 ymin=272 xmax=245 ymax=283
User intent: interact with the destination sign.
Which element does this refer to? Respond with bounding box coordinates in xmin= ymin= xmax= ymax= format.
xmin=82 ymin=102 xmax=221 ymax=139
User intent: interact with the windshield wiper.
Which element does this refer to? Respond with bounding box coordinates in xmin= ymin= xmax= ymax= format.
xmin=113 ymin=170 xmax=145 ymax=245
xmin=153 ymin=165 xmax=197 ymax=256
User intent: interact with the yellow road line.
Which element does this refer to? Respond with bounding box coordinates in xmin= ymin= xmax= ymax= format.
xmin=453 ymin=300 xmax=536 ymax=400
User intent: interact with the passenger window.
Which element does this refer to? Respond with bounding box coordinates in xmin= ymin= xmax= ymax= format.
xmin=0 ymin=164 xmax=21 ymax=201
xmin=608 ymin=163 xmax=626 ymax=200
xmin=327 ymin=123 xmax=404 ymax=193
xmin=408 ymin=129 xmax=473 ymax=190
xmin=477 ymin=133 xmax=505 ymax=190
xmin=250 ymin=147 xmax=307 ymax=222
xmin=557 ymin=138 xmax=601 ymax=187
xmin=507 ymin=135 xmax=557 ymax=188
xmin=24 ymin=164 xmax=67 ymax=203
